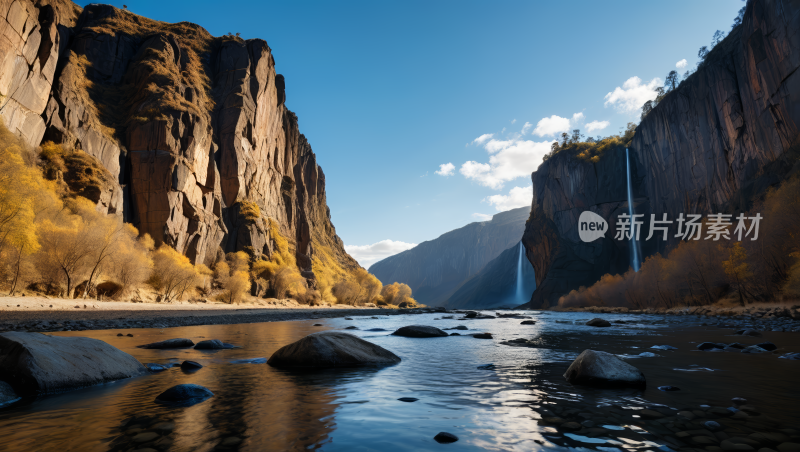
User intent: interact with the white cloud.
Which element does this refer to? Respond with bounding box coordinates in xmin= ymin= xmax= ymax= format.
xmin=586 ymin=120 xmax=610 ymax=133
xmin=511 ymin=119 xmax=517 ymax=124
xmin=521 ymin=121 xmax=533 ymax=134
xmin=531 ymin=112 xmax=584 ymax=137
xmin=460 ymin=139 xmax=552 ymax=189
xmin=604 ymin=76 xmax=662 ymax=113
xmin=346 ymin=239 xmax=418 ymax=268
xmin=676 ymin=59 xmax=688 ymax=69
xmin=484 ymin=185 xmax=533 ymax=211
xmin=435 ymin=162 xmax=455 ymax=176
xmin=472 ymin=213 xmax=493 ymax=221
xmin=532 ymin=115 xmax=572 ymax=137
xmin=472 ymin=133 xmax=494 ymax=145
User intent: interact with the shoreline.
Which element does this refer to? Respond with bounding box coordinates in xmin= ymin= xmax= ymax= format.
xmin=0 ymin=295 xmax=395 ymax=333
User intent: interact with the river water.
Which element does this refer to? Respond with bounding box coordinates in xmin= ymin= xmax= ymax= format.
xmin=0 ymin=311 xmax=797 ymax=451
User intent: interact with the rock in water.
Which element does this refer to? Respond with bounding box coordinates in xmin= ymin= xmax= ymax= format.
xmin=0 ymin=332 xmax=147 ymax=395
xmin=267 ymin=332 xmax=401 ymax=368
xmin=472 ymin=333 xmax=493 ymax=339
xmin=563 ymin=349 xmax=646 ymax=389
xmin=155 ymin=384 xmax=214 ymax=406
xmin=520 ymin=320 xmax=536 ymax=325
xmin=741 ymin=345 xmax=770 ymax=354
xmin=137 ymin=338 xmax=195 ymax=349
xmin=651 ymin=345 xmax=677 ymax=350
xmin=0 ymin=381 xmax=19 ymax=406
xmin=397 ymin=397 xmax=418 ymax=402
xmin=180 ymin=361 xmax=203 ymax=370
xmin=755 ymin=342 xmax=777 ymax=351
xmin=145 ymin=363 xmax=170 ymax=372
xmin=391 ymin=325 xmax=448 ymax=338
xmin=434 ymin=432 xmax=459 ymax=443
xmin=735 ymin=329 xmax=762 ymax=337
xmin=585 ymin=318 xmax=611 ymax=327
xmin=194 ymin=340 xmax=236 ymax=350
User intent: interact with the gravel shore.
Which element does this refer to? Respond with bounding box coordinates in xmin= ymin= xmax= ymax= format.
xmin=0 ymin=295 xmax=389 ymax=333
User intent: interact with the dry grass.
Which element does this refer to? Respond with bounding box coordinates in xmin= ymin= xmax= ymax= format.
xmin=84 ymin=8 xmax=215 ymax=115
xmin=239 ymin=201 xmax=261 ymax=221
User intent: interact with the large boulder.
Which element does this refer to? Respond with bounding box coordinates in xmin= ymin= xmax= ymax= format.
xmin=137 ymin=338 xmax=195 ymax=349
xmin=391 ymin=325 xmax=448 ymax=338
xmin=563 ymin=349 xmax=646 ymax=389
xmin=0 ymin=332 xmax=148 ymax=395
xmin=586 ymin=318 xmax=611 ymax=327
xmin=268 ymin=332 xmax=401 ymax=368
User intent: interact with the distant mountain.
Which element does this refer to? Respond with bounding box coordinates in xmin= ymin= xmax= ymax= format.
xmin=369 ymin=207 xmax=529 ymax=306
xmin=444 ymin=242 xmax=536 ymax=310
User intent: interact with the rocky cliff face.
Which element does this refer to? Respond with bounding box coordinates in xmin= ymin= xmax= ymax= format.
xmin=0 ymin=1 xmax=357 ymax=278
xmin=521 ymin=0 xmax=800 ymax=308
xmin=369 ymin=206 xmax=530 ymax=306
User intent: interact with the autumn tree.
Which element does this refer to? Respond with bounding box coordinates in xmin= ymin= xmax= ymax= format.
xmin=214 ymin=251 xmax=252 ymax=303
xmin=723 ymin=242 xmax=752 ymax=306
xmin=150 ymin=245 xmax=201 ymax=302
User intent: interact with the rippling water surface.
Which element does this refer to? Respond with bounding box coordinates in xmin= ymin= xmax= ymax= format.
xmin=0 ymin=311 xmax=797 ymax=451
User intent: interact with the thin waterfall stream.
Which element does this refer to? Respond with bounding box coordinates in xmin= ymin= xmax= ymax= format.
xmin=626 ymin=148 xmax=641 ymax=271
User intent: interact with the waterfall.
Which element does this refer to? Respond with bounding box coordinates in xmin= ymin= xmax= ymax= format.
xmin=626 ymin=148 xmax=641 ymax=271
xmin=516 ymin=241 xmax=524 ymax=301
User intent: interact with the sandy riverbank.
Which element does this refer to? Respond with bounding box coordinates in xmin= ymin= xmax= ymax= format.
xmin=0 ymin=295 xmax=389 ymax=333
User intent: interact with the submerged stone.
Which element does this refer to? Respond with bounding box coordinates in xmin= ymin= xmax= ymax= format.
xmin=391 ymin=325 xmax=448 ymax=338
xmin=155 ymin=384 xmax=214 ymax=406
xmin=194 ymin=340 xmax=236 ymax=350
xmin=137 ymin=338 xmax=195 ymax=349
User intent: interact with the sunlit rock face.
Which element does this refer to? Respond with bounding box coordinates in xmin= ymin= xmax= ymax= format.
xmin=521 ymin=0 xmax=800 ymax=308
xmin=0 ymin=1 xmax=358 ymax=276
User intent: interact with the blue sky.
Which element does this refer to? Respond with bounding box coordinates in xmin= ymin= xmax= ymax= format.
xmin=86 ymin=1 xmax=744 ymax=266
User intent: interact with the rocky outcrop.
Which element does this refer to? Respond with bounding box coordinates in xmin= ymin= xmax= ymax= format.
xmin=0 ymin=1 xmax=358 ymax=281
xmin=0 ymin=0 xmax=81 ymax=147
xmin=370 ymin=206 xmax=530 ymax=306
xmin=0 ymin=331 xmax=147 ymax=395
xmin=267 ymin=331 xmax=401 ymax=368
xmin=522 ymin=0 xmax=800 ymax=308
xmin=444 ymin=241 xmax=536 ymax=309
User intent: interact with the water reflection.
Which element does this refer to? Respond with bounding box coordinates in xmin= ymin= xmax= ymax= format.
xmin=0 ymin=311 xmax=796 ymax=451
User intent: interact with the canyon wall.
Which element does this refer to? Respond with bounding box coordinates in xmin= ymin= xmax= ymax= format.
xmin=370 ymin=206 xmax=530 ymax=306
xmin=521 ymin=0 xmax=800 ymax=308
xmin=0 ymin=1 xmax=357 ymax=280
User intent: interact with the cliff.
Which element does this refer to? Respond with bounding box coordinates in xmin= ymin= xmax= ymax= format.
xmin=444 ymin=242 xmax=536 ymax=309
xmin=0 ymin=1 xmax=358 ymax=280
xmin=521 ymin=0 xmax=800 ymax=308
xmin=369 ymin=206 xmax=529 ymax=306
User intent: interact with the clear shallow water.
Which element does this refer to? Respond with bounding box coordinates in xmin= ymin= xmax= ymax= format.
xmin=0 ymin=311 xmax=796 ymax=451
